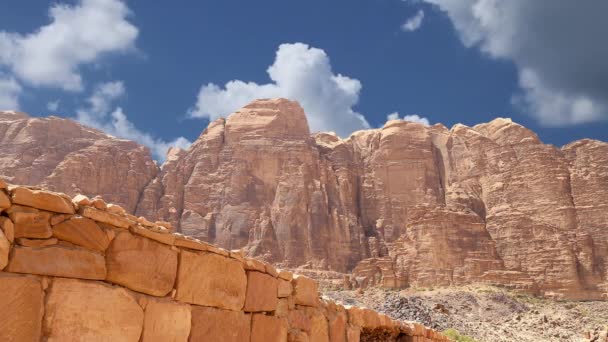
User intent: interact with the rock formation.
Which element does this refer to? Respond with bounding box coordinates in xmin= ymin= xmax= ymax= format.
xmin=1 ymin=99 xmax=607 ymax=300
xmin=0 ymin=111 xmax=157 ymax=213
xmin=0 ymin=181 xmax=448 ymax=341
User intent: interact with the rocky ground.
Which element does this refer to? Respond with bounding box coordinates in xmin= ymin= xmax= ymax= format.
xmin=323 ymin=286 xmax=608 ymax=342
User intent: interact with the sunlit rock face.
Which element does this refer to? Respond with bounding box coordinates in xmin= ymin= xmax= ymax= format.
xmin=2 ymin=100 xmax=607 ymax=300
xmin=0 ymin=111 xmax=157 ymax=213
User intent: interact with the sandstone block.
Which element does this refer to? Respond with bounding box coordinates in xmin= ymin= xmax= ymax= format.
xmin=244 ymin=257 xmax=267 ymax=272
xmin=52 ymin=216 xmax=110 ymax=251
xmin=289 ymin=330 xmax=311 ymax=342
xmin=0 ymin=190 xmax=10 ymax=210
xmin=43 ymin=278 xmax=144 ymax=342
xmin=308 ymin=308 xmax=330 ymax=342
xmin=175 ymin=250 xmax=246 ymax=310
xmin=79 ymin=206 xmax=132 ymax=229
xmin=244 ymin=271 xmax=279 ymax=312
xmin=131 ymin=224 xmax=175 ymax=245
xmin=174 ymin=234 xmax=212 ymax=251
xmin=50 ymin=214 xmax=68 ymax=226
xmin=276 ymin=298 xmax=289 ymax=318
xmin=0 ymin=178 xmax=6 ymax=189
xmin=106 ymin=231 xmax=178 ymax=296
xmin=189 ymin=306 xmax=251 ymax=342
xmin=6 ymin=245 xmax=106 ymax=280
xmin=11 ymin=187 xmax=74 ymax=214
xmin=91 ymin=197 xmax=107 ymax=210
xmin=71 ymin=194 xmax=91 ymax=207
xmin=346 ymin=307 xmax=381 ymax=329
xmin=329 ymin=312 xmax=348 ymax=342
xmin=6 ymin=205 xmax=52 ymax=239
xmin=0 ymin=273 xmax=44 ymax=342
xmin=0 ymin=229 xmax=9 ymax=270
xmin=346 ymin=325 xmax=361 ymax=342
xmin=0 ymin=216 xmax=14 ymax=242
xmin=293 ymin=275 xmax=318 ymax=306
xmin=251 ymin=314 xmax=288 ymax=342
xmin=266 ymin=263 xmax=279 ymax=277
xmin=278 ymin=278 xmax=293 ymax=297
xmin=16 ymin=237 xmax=58 ymax=247
xmin=289 ymin=309 xmax=311 ymax=332
xmin=142 ymin=299 xmax=191 ymax=342
xmin=278 ymin=269 xmax=294 ymax=281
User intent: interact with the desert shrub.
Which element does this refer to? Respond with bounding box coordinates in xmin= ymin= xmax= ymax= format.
xmin=442 ymin=328 xmax=479 ymax=342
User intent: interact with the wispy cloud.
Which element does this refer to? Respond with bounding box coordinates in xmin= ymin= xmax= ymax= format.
xmin=77 ymin=81 xmax=191 ymax=161
xmin=401 ymin=10 xmax=425 ymax=32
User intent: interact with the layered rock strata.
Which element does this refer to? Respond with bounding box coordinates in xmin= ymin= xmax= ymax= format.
xmin=2 ymin=99 xmax=607 ymax=300
xmin=0 ymin=180 xmax=447 ymax=342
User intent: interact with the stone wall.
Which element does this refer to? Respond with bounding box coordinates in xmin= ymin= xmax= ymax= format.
xmin=0 ymin=179 xmax=448 ymax=342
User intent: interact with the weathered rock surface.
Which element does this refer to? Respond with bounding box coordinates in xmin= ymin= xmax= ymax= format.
xmin=52 ymin=216 xmax=110 ymax=251
xmin=175 ymin=250 xmax=247 ymax=310
xmin=0 ymin=273 xmax=44 ymax=342
xmin=0 ymin=111 xmax=157 ymax=212
xmin=6 ymin=245 xmax=106 ymax=279
xmin=189 ymin=306 xmax=251 ymax=342
xmin=106 ymin=231 xmax=178 ymax=296
xmin=2 ymin=100 xmax=607 ymax=300
xmin=244 ymin=271 xmax=279 ymax=312
xmin=43 ymin=278 xmax=144 ymax=342
xmin=251 ymin=313 xmax=288 ymax=342
xmin=141 ymin=299 xmax=191 ymax=342
xmin=134 ymin=101 xmax=608 ymax=300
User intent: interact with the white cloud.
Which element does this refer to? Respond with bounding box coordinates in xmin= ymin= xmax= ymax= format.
xmin=401 ymin=10 xmax=425 ymax=32
xmin=420 ymin=0 xmax=608 ymax=126
xmin=386 ymin=112 xmax=430 ymax=126
xmin=0 ymin=0 xmax=138 ymax=91
xmin=47 ymin=100 xmax=60 ymax=112
xmin=0 ymin=74 xmax=21 ymax=110
xmin=76 ymin=81 xmax=191 ymax=161
xmin=190 ymin=42 xmax=370 ymax=137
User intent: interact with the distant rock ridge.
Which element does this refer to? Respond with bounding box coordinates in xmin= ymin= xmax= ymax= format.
xmin=1 ymin=98 xmax=607 ymax=300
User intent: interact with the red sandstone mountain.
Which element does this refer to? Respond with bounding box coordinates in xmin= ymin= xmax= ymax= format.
xmin=1 ymin=99 xmax=606 ymax=300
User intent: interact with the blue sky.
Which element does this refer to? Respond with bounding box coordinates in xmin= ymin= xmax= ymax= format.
xmin=1 ymin=0 xmax=607 ymax=160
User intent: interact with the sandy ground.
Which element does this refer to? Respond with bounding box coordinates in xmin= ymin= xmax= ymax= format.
xmin=323 ymin=285 xmax=608 ymax=342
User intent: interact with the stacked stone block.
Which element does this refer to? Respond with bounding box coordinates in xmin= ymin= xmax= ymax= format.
xmin=0 ymin=179 xmax=448 ymax=342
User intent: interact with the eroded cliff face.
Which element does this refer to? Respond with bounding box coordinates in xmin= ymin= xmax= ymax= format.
xmin=0 ymin=111 xmax=158 ymax=213
xmin=1 ymin=100 xmax=607 ymax=300
xmin=134 ymin=99 xmax=608 ymax=300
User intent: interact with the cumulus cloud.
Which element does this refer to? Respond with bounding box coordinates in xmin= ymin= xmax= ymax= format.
xmin=387 ymin=112 xmax=430 ymax=126
xmin=0 ymin=74 xmax=21 ymax=110
xmin=77 ymin=81 xmax=191 ymax=161
xmin=0 ymin=0 xmax=138 ymax=91
xmin=190 ymin=42 xmax=370 ymax=137
xmin=401 ymin=10 xmax=425 ymax=32
xmin=420 ymin=0 xmax=608 ymax=126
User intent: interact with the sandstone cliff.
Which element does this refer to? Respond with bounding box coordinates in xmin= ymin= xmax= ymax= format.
xmin=0 ymin=111 xmax=158 ymax=213
xmin=1 ymin=99 xmax=607 ymax=300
